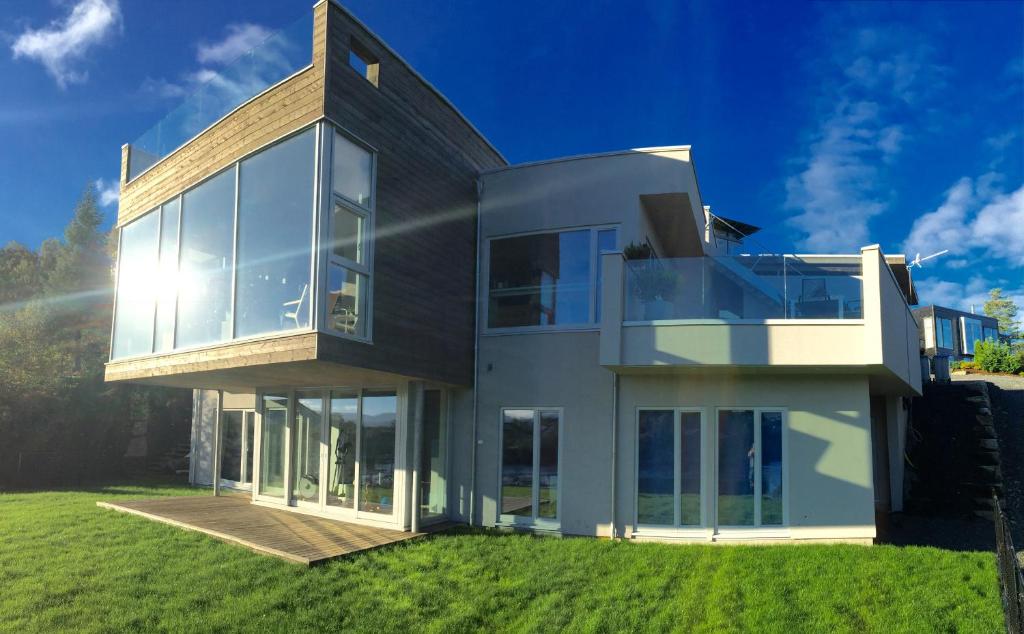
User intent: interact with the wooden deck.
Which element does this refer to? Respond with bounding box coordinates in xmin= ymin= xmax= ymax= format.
xmin=98 ymin=495 xmax=439 ymax=565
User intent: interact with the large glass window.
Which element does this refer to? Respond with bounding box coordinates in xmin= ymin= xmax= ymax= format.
xmin=154 ymin=200 xmax=180 ymax=352
xmin=325 ymin=129 xmax=374 ymax=340
xmin=937 ymin=317 xmax=953 ymax=349
xmin=420 ymin=390 xmax=448 ymax=520
xmin=717 ymin=409 xmax=785 ymax=527
xmin=176 ymin=169 xmax=236 ymax=349
xmin=111 ymin=212 xmax=159 ymax=358
xmin=259 ymin=393 xmax=288 ymax=498
xmin=636 ymin=410 xmax=702 ymax=527
xmin=488 ymin=227 xmax=617 ymax=329
xmin=219 ymin=410 xmax=254 ymax=488
xmin=984 ymin=326 xmax=999 ymax=342
xmin=327 ymin=392 xmax=358 ymax=509
xmin=292 ymin=391 xmax=323 ymax=503
xmin=500 ymin=408 xmax=561 ymax=523
xmin=359 ymin=390 xmax=397 ymax=515
xmin=234 ymin=129 xmax=316 ymax=338
xmin=962 ymin=317 xmax=983 ymax=355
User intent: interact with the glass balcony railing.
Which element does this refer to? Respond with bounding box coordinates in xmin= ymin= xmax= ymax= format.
xmin=127 ymin=12 xmax=313 ymax=180
xmin=623 ymin=255 xmax=863 ymax=322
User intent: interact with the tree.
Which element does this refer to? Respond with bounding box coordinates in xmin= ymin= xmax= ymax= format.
xmin=0 ymin=241 xmax=41 ymax=305
xmin=984 ymin=288 xmax=1020 ymax=339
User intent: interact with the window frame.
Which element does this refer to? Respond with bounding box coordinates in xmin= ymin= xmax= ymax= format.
xmin=497 ymin=406 xmax=563 ymax=529
xmin=482 ymin=224 xmax=620 ymax=334
xmin=713 ymin=407 xmax=789 ymax=532
xmin=936 ymin=317 xmax=953 ymax=350
xmin=633 ymin=407 xmax=708 ymax=535
xmin=961 ymin=316 xmax=983 ymax=356
xmin=320 ymin=124 xmax=377 ymax=343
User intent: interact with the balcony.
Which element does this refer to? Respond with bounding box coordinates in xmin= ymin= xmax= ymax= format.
xmin=599 ymin=246 xmax=922 ymax=395
xmin=126 ymin=12 xmax=313 ymax=181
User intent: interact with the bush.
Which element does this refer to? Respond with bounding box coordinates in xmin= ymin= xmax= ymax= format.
xmin=959 ymin=361 xmax=974 ymax=370
xmin=973 ymin=340 xmax=1024 ymax=374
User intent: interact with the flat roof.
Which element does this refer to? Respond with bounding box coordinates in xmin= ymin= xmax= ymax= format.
xmin=479 ymin=145 xmax=693 ymax=176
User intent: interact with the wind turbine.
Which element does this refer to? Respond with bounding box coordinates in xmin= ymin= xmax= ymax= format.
xmin=909 ymin=250 xmax=949 ymax=268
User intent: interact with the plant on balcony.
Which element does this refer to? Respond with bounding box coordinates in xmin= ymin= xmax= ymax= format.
xmin=623 ymin=241 xmax=653 ymax=261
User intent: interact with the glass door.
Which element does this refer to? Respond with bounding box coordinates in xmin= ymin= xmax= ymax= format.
xmin=292 ymin=391 xmax=324 ymax=507
xmin=419 ymin=389 xmax=447 ymax=522
xmin=219 ymin=410 xmax=255 ymax=489
xmin=499 ymin=408 xmax=561 ymax=526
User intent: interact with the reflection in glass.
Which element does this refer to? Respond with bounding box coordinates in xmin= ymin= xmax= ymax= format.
xmin=637 ymin=410 xmax=674 ymax=525
xmin=234 ymin=129 xmax=315 ymax=338
xmin=501 ymin=410 xmax=534 ymax=516
xmin=327 ymin=393 xmax=357 ymax=509
xmin=244 ymin=411 xmax=255 ymax=486
xmin=359 ymin=391 xmax=396 ymax=514
xmin=220 ymin=411 xmax=243 ymax=483
xmin=594 ymin=228 xmax=617 ymax=322
xmin=761 ymin=412 xmax=784 ymax=525
xmin=333 ymin=132 xmax=373 ymax=206
xmin=331 ymin=203 xmax=364 ymax=263
xmin=259 ymin=394 xmax=288 ymax=498
xmin=327 ymin=264 xmax=366 ymax=337
xmin=154 ymin=199 xmax=180 ymax=352
xmin=538 ymin=410 xmax=559 ymax=519
xmin=292 ymin=391 xmax=322 ymax=503
xmin=112 ymin=212 xmax=159 ymax=358
xmin=488 ymin=230 xmax=591 ymax=328
xmin=679 ymin=412 xmax=702 ymax=526
xmin=718 ymin=410 xmax=755 ymax=526
xmin=176 ymin=169 xmax=235 ymax=349
xmin=420 ymin=390 xmax=447 ymax=519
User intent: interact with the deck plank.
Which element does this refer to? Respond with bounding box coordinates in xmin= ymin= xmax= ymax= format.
xmin=97 ymin=495 xmax=441 ymax=565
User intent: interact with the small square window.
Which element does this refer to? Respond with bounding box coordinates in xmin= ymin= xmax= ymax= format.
xmin=348 ymin=39 xmax=379 ymax=87
xmin=332 ymin=203 xmax=364 ymax=264
xmin=327 ymin=264 xmax=367 ymax=338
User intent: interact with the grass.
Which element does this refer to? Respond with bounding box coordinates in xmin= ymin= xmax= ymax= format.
xmin=0 ymin=481 xmax=1005 ymax=633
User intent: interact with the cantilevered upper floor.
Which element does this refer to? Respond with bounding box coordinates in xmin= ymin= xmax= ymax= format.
xmin=106 ymin=1 xmax=505 ymax=390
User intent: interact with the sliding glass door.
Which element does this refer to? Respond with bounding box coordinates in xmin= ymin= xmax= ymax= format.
xmin=419 ymin=390 xmax=447 ymax=521
xmin=499 ymin=408 xmax=561 ymax=526
xmin=292 ymin=391 xmax=324 ymax=506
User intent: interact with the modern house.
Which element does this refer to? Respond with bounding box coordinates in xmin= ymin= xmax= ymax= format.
xmin=106 ymin=1 xmax=922 ymax=545
xmin=913 ymin=305 xmax=1000 ymax=361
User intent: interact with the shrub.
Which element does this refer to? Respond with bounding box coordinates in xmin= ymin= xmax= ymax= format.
xmin=959 ymin=361 xmax=975 ymax=370
xmin=973 ymin=339 xmax=1023 ymax=374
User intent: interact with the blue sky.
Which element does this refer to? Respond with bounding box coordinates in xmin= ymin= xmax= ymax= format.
xmin=1 ymin=0 xmax=1021 ymax=311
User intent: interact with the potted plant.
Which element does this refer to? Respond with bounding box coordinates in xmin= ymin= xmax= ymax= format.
xmin=623 ymin=242 xmax=676 ymax=320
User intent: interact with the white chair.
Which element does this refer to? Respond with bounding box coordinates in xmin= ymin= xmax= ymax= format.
xmin=282 ymin=284 xmax=308 ymax=328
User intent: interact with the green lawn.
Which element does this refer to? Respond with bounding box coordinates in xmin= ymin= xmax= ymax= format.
xmin=0 ymin=482 xmax=1004 ymax=633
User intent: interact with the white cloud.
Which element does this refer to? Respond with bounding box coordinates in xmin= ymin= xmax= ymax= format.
xmin=94 ymin=178 xmax=119 ymax=207
xmin=903 ymin=177 xmax=1024 ymax=268
xmin=196 ymin=24 xmax=271 ymax=65
xmin=11 ymin=0 xmax=121 ymax=88
xmin=785 ymin=23 xmax=947 ymax=252
xmin=915 ymin=275 xmax=1024 ymax=314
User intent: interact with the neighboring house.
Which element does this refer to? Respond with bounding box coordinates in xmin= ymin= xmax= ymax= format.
xmin=106 ymin=1 xmax=922 ymax=545
xmin=913 ymin=305 xmax=1000 ymax=361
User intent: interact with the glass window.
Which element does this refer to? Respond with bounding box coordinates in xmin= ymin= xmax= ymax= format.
xmin=760 ymin=412 xmax=784 ymax=526
xmin=333 ymin=131 xmax=372 ymax=207
xmin=259 ymin=393 xmax=288 ymax=498
xmin=501 ymin=410 xmax=534 ymax=517
xmin=220 ymin=411 xmax=244 ymax=483
xmin=594 ymin=228 xmax=617 ymax=322
xmin=679 ymin=412 xmax=702 ymax=526
xmin=112 ymin=212 xmax=159 ymax=358
xmin=176 ymin=169 xmax=235 ymax=349
xmin=420 ymin=390 xmax=447 ymax=519
xmin=292 ymin=391 xmax=323 ymax=503
xmin=488 ymin=230 xmax=591 ymax=328
xmin=937 ymin=318 xmax=953 ymax=349
xmin=538 ymin=410 xmax=559 ymax=519
xmin=234 ymin=129 xmax=316 ymax=338
xmin=984 ymin=327 xmax=999 ymax=342
xmin=962 ymin=317 xmax=983 ymax=355
xmin=637 ymin=410 xmax=674 ymax=525
xmin=326 ymin=264 xmax=367 ymax=337
xmin=154 ymin=200 xmax=179 ymax=353
xmin=327 ymin=393 xmax=358 ymax=509
xmin=359 ymin=390 xmax=397 ymax=515
xmin=923 ymin=317 xmax=935 ymax=349
xmin=331 ymin=203 xmax=364 ymax=264
xmin=718 ymin=410 xmax=755 ymax=526
xmin=500 ymin=408 xmax=561 ymax=522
